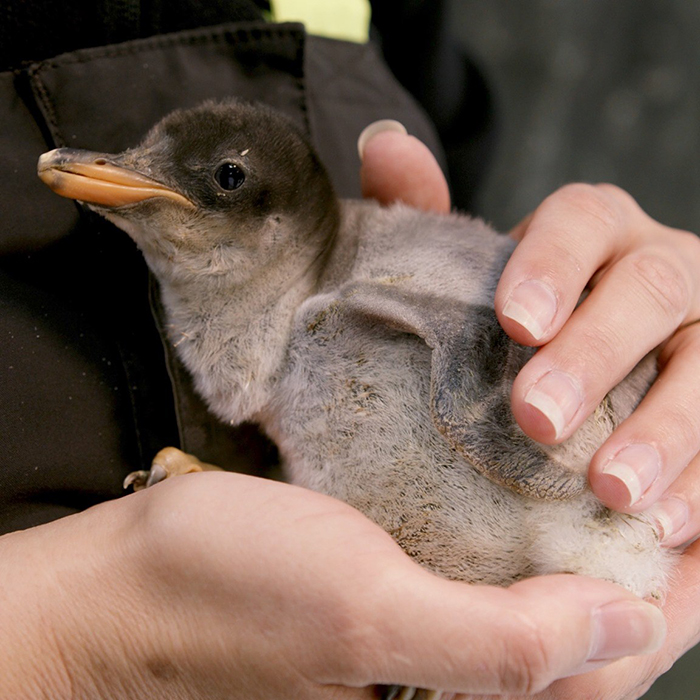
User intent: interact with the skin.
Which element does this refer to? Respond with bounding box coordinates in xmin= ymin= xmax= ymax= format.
xmin=0 ymin=127 xmax=696 ymax=699
xmin=0 ymin=473 xmax=673 ymax=699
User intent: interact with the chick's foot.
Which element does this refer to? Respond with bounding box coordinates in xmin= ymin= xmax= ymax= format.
xmin=123 ymin=446 xmax=222 ymax=491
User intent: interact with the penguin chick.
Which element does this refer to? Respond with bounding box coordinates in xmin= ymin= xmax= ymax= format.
xmin=38 ymin=99 xmax=675 ymax=601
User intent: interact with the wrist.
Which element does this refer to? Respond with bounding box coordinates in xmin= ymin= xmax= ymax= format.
xmin=0 ymin=497 xmax=152 ymax=698
xmin=0 ymin=523 xmax=80 ymax=698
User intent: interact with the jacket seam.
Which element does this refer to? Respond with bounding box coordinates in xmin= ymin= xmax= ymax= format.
xmin=28 ymin=22 xmax=306 ymax=73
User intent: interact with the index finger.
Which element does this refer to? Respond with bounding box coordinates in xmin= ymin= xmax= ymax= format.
xmin=495 ymin=183 xmax=638 ymax=346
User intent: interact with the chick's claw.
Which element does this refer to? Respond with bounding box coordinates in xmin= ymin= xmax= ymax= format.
xmin=379 ymin=686 xmax=414 ymax=700
xmin=123 ymin=446 xmax=222 ymax=491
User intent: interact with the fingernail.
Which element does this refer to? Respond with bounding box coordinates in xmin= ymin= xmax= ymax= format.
xmin=589 ymin=600 xmax=666 ymax=661
xmin=524 ymin=370 xmax=583 ymax=439
xmin=502 ymin=280 xmax=558 ymax=341
xmin=648 ymin=497 xmax=689 ymax=544
xmin=357 ymin=120 xmax=408 ymax=161
xmin=600 ymin=444 xmax=661 ymax=507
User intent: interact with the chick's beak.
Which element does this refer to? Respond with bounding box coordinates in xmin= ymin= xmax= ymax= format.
xmin=38 ymin=148 xmax=192 ymax=208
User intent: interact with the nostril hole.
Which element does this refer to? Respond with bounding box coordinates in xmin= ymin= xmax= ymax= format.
xmin=95 ymin=158 xmax=107 ymax=165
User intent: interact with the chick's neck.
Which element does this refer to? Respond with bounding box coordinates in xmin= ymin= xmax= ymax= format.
xmin=156 ymin=223 xmax=336 ymax=426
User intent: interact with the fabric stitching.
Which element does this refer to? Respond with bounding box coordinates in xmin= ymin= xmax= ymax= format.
xmin=26 ymin=21 xmax=308 ymax=147
xmin=30 ymin=22 xmax=305 ymax=74
xmin=26 ymin=63 xmax=62 ymax=145
xmin=290 ymin=29 xmax=309 ymax=135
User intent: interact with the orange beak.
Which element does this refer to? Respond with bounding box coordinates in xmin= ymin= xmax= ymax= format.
xmin=38 ymin=148 xmax=192 ymax=208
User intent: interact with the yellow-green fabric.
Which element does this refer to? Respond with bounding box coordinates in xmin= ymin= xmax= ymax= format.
xmin=270 ymin=0 xmax=370 ymax=42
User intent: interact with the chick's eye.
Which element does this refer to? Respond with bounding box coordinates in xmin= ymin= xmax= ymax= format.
xmin=215 ymin=163 xmax=245 ymax=191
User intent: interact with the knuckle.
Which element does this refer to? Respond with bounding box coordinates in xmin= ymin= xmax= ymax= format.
xmin=135 ymin=477 xmax=219 ymax=572
xmin=659 ymin=390 xmax=700 ymax=453
xmin=660 ymin=320 xmax=700 ymax=364
xmin=306 ymin=585 xmax=384 ymax=685
xmin=498 ymin=617 xmax=554 ymax=694
xmin=662 ymin=409 xmax=700 ymax=457
xmin=629 ymin=250 xmax=691 ymax=321
xmin=575 ymin=320 xmax=629 ymax=381
xmin=666 ymin=228 xmax=700 ymax=271
xmin=552 ymin=183 xmax=624 ymax=239
xmin=674 ymin=227 xmax=700 ymax=255
xmin=595 ymin=182 xmax=641 ymax=211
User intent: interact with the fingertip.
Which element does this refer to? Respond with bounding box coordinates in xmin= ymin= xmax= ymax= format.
xmin=499 ymin=279 xmax=559 ymax=344
xmin=511 ymin=395 xmax=562 ymax=444
xmin=358 ymin=123 xmax=451 ymax=214
xmin=511 ymin=368 xmax=585 ymax=444
xmin=646 ymin=497 xmax=690 ymax=547
xmin=588 ymin=599 xmax=666 ymax=661
xmin=590 ymin=470 xmax=636 ymax=511
xmin=590 ymin=444 xmax=662 ymax=512
xmin=357 ymin=120 xmax=407 ymax=161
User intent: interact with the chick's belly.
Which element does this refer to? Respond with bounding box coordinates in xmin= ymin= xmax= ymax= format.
xmin=269 ymin=332 xmax=533 ymax=584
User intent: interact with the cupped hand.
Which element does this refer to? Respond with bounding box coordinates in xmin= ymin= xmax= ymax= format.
xmin=0 ymin=471 xmax=668 ymax=699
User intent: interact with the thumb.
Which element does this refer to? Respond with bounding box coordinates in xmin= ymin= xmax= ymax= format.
xmin=367 ymin=570 xmax=666 ymax=696
xmin=358 ymin=121 xmax=451 ymax=214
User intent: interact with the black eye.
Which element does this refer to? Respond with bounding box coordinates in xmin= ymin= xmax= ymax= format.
xmin=215 ymin=163 xmax=245 ymax=191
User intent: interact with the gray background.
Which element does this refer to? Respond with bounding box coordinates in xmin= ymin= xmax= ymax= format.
xmin=448 ymin=1 xmax=699 ymax=698
xmin=450 ymin=0 xmax=699 ymax=234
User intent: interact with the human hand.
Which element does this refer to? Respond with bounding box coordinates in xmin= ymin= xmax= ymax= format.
xmin=359 ymin=121 xmax=700 ymax=541
xmin=0 ymin=471 xmax=668 ymax=699
xmin=495 ymin=184 xmax=700 ymax=540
